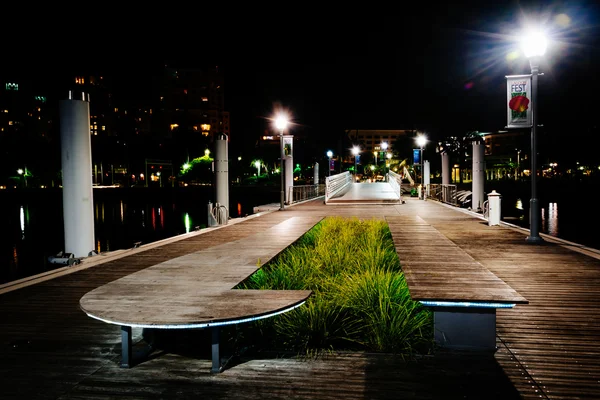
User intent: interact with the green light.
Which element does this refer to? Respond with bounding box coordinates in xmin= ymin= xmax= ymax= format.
xmin=184 ymin=213 xmax=191 ymax=233
xmin=5 ymin=83 xmax=18 ymax=91
xmin=34 ymin=96 xmax=46 ymax=103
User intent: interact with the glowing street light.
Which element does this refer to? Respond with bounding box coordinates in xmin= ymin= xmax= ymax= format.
xmin=351 ymin=146 xmax=360 ymax=180
xmin=326 ymin=150 xmax=333 ymax=177
xmin=274 ymin=113 xmax=289 ymax=210
xmin=416 ymin=135 xmax=427 ymax=199
xmin=522 ymin=29 xmax=547 ymax=244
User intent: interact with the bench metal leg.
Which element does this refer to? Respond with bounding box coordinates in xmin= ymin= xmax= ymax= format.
xmin=434 ymin=308 xmax=496 ymax=350
xmin=211 ymin=327 xmax=221 ymax=373
xmin=121 ymin=326 xmax=132 ymax=368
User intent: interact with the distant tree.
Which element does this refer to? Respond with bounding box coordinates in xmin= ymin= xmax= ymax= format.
xmin=178 ymin=154 xmax=213 ymax=184
xmin=391 ymin=130 xmax=417 ymax=166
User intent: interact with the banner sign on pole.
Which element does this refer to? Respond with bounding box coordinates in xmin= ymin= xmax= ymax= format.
xmin=413 ymin=149 xmax=420 ymax=165
xmin=506 ymin=74 xmax=532 ymax=128
xmin=329 ymin=158 xmax=335 ymax=171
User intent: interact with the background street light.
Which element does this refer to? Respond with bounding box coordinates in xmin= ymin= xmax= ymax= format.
xmin=522 ymin=30 xmax=547 ymax=244
xmin=275 ymin=114 xmax=289 ymax=210
xmin=326 ymin=150 xmax=333 ymax=177
xmin=254 ymin=160 xmax=261 ymax=176
xmin=416 ymin=135 xmax=427 ymax=199
xmin=351 ymin=146 xmax=360 ymax=181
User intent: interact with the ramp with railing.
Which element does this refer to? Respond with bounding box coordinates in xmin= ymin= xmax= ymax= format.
xmin=325 ymin=172 xmax=353 ymax=204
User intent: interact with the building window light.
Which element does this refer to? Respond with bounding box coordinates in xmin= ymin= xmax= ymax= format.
xmin=102 ymin=126 xmax=105 ymax=131
xmin=114 ymin=107 xmax=118 ymax=112
xmin=202 ymin=97 xmax=208 ymax=102
xmin=170 ymin=124 xmax=179 ymax=131
xmin=183 ymin=89 xmax=188 ymax=94
xmin=5 ymin=83 xmax=18 ymax=91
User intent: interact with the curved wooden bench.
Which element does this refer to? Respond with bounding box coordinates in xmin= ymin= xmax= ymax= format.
xmin=80 ymin=216 xmax=321 ymax=372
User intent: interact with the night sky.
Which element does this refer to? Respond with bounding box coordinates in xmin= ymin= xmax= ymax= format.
xmin=4 ymin=0 xmax=600 ymax=164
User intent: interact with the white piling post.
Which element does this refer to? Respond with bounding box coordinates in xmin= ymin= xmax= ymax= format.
xmin=472 ymin=142 xmax=485 ymax=212
xmin=284 ymin=135 xmax=294 ymax=204
xmin=441 ymin=152 xmax=450 ymax=185
xmin=59 ymin=93 xmax=95 ymax=257
xmin=424 ymin=160 xmax=430 ymax=198
xmin=215 ymin=133 xmax=229 ymax=222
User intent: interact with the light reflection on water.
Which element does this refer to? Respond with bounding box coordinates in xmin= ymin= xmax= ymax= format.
xmin=511 ymin=200 xmax=560 ymax=238
xmin=1 ymin=188 xmax=280 ymax=284
xmin=542 ymin=202 xmax=559 ymax=237
xmin=20 ymin=205 xmax=26 ymax=239
xmin=184 ymin=213 xmax=192 ymax=233
xmin=515 ymin=199 xmax=523 ymax=210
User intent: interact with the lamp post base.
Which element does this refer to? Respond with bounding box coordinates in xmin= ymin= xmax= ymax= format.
xmin=525 ymin=235 xmax=544 ymax=244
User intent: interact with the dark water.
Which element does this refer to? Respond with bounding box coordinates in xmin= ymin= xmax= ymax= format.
xmin=488 ymin=180 xmax=599 ymax=250
xmin=1 ymin=186 xmax=280 ymax=284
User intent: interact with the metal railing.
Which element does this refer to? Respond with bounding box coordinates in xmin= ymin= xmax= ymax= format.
xmin=482 ymin=199 xmax=489 ymax=219
xmin=428 ymin=183 xmax=458 ymax=206
xmin=290 ymin=184 xmax=325 ymax=203
xmin=325 ymin=171 xmax=352 ymax=204
xmin=208 ymin=202 xmax=228 ymax=227
xmin=388 ymin=170 xmax=402 ymax=201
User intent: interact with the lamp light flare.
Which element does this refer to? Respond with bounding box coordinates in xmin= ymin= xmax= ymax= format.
xmin=521 ymin=31 xmax=547 ymax=58
xmin=274 ymin=114 xmax=289 ymax=131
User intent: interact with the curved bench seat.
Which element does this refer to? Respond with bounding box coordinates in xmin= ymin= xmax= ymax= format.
xmin=79 ymin=216 xmax=322 ymax=372
xmin=81 ymin=287 xmax=312 ymax=329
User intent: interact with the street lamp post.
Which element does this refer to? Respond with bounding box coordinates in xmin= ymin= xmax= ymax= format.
xmin=327 ymin=150 xmax=333 ymax=177
xmin=381 ymin=142 xmax=388 ymax=180
xmin=522 ymin=31 xmax=547 ymax=243
xmin=386 ymin=152 xmax=392 ymax=181
xmin=351 ymin=146 xmax=359 ymax=181
xmin=416 ymin=135 xmax=427 ymax=199
xmin=275 ymin=114 xmax=289 ymax=211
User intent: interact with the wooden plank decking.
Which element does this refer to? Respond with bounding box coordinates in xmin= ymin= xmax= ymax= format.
xmin=1 ymin=197 xmax=600 ymax=399
xmin=80 ymin=216 xmax=320 ymax=328
xmin=386 ymin=215 xmax=527 ymax=305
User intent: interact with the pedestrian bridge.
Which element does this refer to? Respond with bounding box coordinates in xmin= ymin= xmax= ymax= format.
xmin=325 ymin=171 xmax=403 ymax=204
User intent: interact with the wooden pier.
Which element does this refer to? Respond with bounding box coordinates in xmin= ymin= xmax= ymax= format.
xmin=1 ymin=196 xmax=600 ymax=399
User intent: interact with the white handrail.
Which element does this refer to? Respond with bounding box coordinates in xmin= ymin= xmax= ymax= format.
xmin=325 ymin=171 xmax=352 ymax=204
xmin=388 ymin=170 xmax=402 ymax=201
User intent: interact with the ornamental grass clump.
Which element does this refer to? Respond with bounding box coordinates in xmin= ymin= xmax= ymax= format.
xmin=234 ymin=216 xmax=433 ymax=357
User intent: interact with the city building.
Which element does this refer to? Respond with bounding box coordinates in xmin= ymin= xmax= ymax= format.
xmin=0 ymin=79 xmax=55 ymax=187
xmin=346 ymin=129 xmax=411 ymax=153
